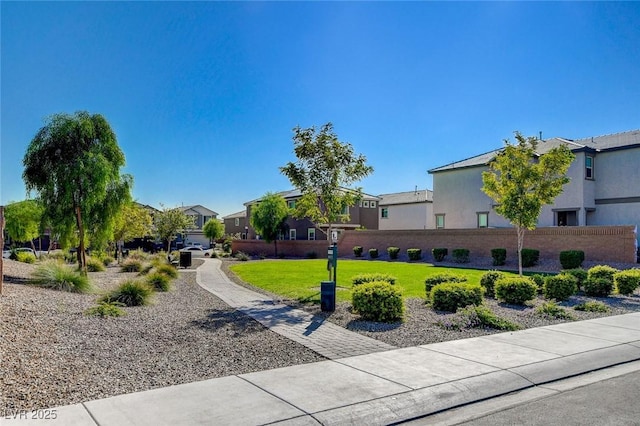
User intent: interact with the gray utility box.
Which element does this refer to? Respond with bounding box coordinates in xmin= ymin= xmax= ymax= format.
xmin=179 ymin=251 xmax=192 ymax=268
xmin=321 ymin=281 xmax=336 ymax=312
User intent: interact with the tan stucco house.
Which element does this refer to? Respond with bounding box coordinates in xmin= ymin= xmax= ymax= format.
xmin=378 ymin=189 xmax=433 ymax=230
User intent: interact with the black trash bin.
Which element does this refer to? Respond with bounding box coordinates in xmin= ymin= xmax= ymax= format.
xmin=179 ymin=251 xmax=192 ymax=268
xmin=321 ymin=281 xmax=336 ymax=312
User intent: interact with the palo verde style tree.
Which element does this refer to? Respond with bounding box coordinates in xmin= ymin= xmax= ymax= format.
xmin=482 ymin=132 xmax=575 ymax=275
xmin=23 ymin=111 xmax=132 ymax=273
xmin=112 ymin=202 xmax=153 ymax=260
xmin=280 ymin=123 xmax=373 ymax=240
xmin=249 ymin=192 xmax=289 ymax=257
xmin=153 ymin=205 xmax=195 ymax=252
xmin=203 ymin=218 xmax=225 ymax=248
xmin=4 ymin=199 xmax=44 ymax=254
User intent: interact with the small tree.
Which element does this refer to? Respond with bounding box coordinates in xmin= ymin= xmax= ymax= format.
xmin=154 ymin=205 xmax=195 ymax=252
xmin=249 ymin=192 xmax=289 ymax=257
xmin=482 ymin=132 xmax=574 ymax=275
xmin=280 ymin=122 xmax=373 ymax=239
xmin=4 ymin=200 xmax=44 ymax=254
xmin=203 ymin=218 xmax=225 ymax=248
xmin=112 ymin=202 xmax=153 ymax=260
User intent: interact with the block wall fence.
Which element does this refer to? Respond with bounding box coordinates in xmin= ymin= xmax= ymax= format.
xmin=231 ymin=225 xmax=638 ymax=264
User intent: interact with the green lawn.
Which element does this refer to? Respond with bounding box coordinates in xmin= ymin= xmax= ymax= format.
xmin=229 ymin=259 xmax=518 ymax=304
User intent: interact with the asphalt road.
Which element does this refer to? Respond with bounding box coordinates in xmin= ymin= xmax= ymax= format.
xmin=409 ymin=361 xmax=640 ymax=426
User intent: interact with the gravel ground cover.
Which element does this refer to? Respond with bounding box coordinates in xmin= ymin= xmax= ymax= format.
xmin=1 ymin=258 xmax=324 ymax=411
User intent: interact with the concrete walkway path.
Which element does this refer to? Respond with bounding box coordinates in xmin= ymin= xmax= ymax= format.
xmin=5 ymin=259 xmax=640 ymax=425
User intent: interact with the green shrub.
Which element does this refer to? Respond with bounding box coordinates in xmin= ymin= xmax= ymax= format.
xmin=452 ymin=248 xmax=470 ymax=263
xmin=407 ymin=248 xmax=422 ymax=261
xmin=530 ymin=274 xmax=546 ymax=293
xmin=146 ymin=272 xmax=172 ymax=292
xmin=563 ymin=268 xmax=588 ymax=290
xmin=120 ymin=258 xmax=143 ymax=272
xmin=139 ymin=263 xmax=154 ymax=275
xmin=64 ymin=252 xmax=77 ymax=264
xmin=222 ymin=239 xmax=232 ymax=252
xmin=430 ymin=282 xmax=484 ymax=312
xmin=102 ymin=279 xmax=153 ymax=307
xmin=368 ymin=248 xmax=379 ymax=259
xmin=32 ymin=261 xmax=93 ymax=293
xmin=495 ymin=276 xmax=537 ymax=305
xmin=574 ymin=301 xmax=610 ymax=313
xmin=587 ymin=265 xmax=619 ymax=283
xmin=480 ymin=270 xmax=505 ymax=298
xmin=305 ymin=251 xmax=317 ymax=259
xmin=387 ymin=247 xmax=400 ymax=260
xmin=535 ymin=301 xmax=575 ymax=320
xmin=352 ymin=281 xmax=404 ymax=322
xmin=424 ymin=273 xmax=467 ymax=294
xmin=352 ymin=273 xmax=397 ymax=286
xmin=86 ymin=257 xmax=106 ymax=272
xmin=614 ymin=269 xmax=640 ymax=295
xmin=463 ymin=305 xmax=521 ymax=331
xmin=155 ymin=263 xmax=179 ymax=279
xmin=559 ymin=250 xmax=585 ymax=269
xmin=236 ymin=251 xmax=250 ymax=261
xmin=101 ymin=255 xmax=115 ymax=266
xmin=16 ymin=251 xmax=37 ymax=264
xmin=521 ymin=249 xmax=539 ymax=267
xmin=353 ymin=246 xmax=363 ymax=257
xmin=583 ymin=277 xmax=614 ymax=297
xmin=432 ymin=248 xmax=448 ymax=262
xmin=491 ymin=248 xmax=507 ymax=266
xmin=543 ymin=274 xmax=578 ymax=301
xmin=84 ymin=301 xmax=126 ymax=317
xmin=127 ymin=249 xmax=148 ymax=261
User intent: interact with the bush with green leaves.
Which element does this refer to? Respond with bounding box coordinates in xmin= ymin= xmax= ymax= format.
xmin=100 ymin=255 xmax=115 ymax=267
xmin=583 ymin=277 xmax=614 ymax=297
xmin=127 ymin=249 xmax=148 ymax=262
xmin=352 ymin=281 xmax=404 ymax=322
xmin=587 ymin=265 xmax=619 ymax=283
xmin=563 ymin=268 xmax=588 ymax=291
xmin=86 ymin=257 xmax=106 ymax=272
xmin=139 ymin=263 xmax=154 ymax=275
xmin=543 ymin=274 xmax=578 ymax=301
xmin=559 ymin=250 xmax=584 ymax=269
xmin=15 ymin=251 xmax=37 ymax=264
xmin=32 ymin=261 xmax=93 ymax=293
xmin=236 ymin=251 xmax=250 ymax=261
xmin=574 ymin=300 xmax=610 ymax=313
xmin=222 ymin=239 xmax=232 ymax=252
xmin=462 ymin=305 xmax=521 ymax=331
xmin=491 ymin=248 xmax=507 ymax=266
xmin=368 ymin=248 xmax=379 ymax=259
xmin=387 ymin=247 xmax=400 ymax=260
xmin=353 ymin=246 xmax=363 ymax=257
xmin=452 ymin=248 xmax=470 ymax=263
xmin=424 ymin=273 xmax=467 ymax=294
xmin=407 ymin=248 xmax=422 ymax=261
xmin=432 ymin=248 xmax=448 ymax=262
xmin=480 ymin=270 xmax=505 ymax=298
xmin=521 ymin=249 xmax=539 ymax=267
xmin=430 ymin=282 xmax=484 ymax=312
xmin=352 ymin=273 xmax=396 ymax=286
xmin=529 ymin=274 xmax=546 ymax=294
xmin=154 ymin=263 xmax=179 ymax=279
xmin=494 ymin=276 xmax=537 ymax=305
xmin=146 ymin=272 xmax=172 ymax=292
xmin=102 ymin=279 xmax=153 ymax=306
xmin=614 ymin=269 xmax=640 ymax=296
xmin=535 ymin=301 xmax=575 ymax=320
xmin=120 ymin=258 xmax=143 ymax=272
xmin=84 ymin=301 xmax=126 ymax=317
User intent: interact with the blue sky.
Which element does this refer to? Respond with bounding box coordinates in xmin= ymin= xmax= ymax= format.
xmin=2 ymin=2 xmax=639 ymax=218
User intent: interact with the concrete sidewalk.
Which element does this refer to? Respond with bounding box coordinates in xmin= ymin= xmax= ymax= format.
xmin=5 ymin=260 xmax=640 ymax=425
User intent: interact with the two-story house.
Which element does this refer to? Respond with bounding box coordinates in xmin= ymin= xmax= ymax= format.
xmin=177 ymin=205 xmax=219 ymax=247
xmin=243 ymin=189 xmax=380 ymax=241
xmin=222 ymin=210 xmax=248 ymax=239
xmin=428 ymin=130 xmax=640 ymax=243
xmin=378 ymin=189 xmax=433 ymax=230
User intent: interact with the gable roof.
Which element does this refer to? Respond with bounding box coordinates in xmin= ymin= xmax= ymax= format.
xmin=179 ymin=205 xmax=219 ymax=216
xmin=428 ymin=130 xmax=640 ymax=174
xmin=244 ymin=188 xmax=380 ymax=206
xmin=222 ymin=210 xmax=246 ymax=219
xmin=378 ymin=189 xmax=433 ymax=206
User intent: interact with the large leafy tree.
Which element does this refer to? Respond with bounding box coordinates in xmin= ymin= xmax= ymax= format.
xmin=203 ymin=218 xmax=225 ymax=248
xmin=249 ymin=192 xmax=289 ymax=257
xmin=4 ymin=199 xmax=44 ymax=253
xmin=22 ymin=111 xmax=132 ymax=272
xmin=112 ymin=202 xmax=153 ymax=259
xmin=154 ymin=205 xmax=195 ymax=252
xmin=482 ymin=132 xmax=575 ymax=275
xmin=280 ymin=123 xmax=373 ymax=240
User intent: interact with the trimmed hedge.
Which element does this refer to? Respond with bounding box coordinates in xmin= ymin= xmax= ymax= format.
xmin=543 ymin=274 xmax=578 ymax=301
xmin=425 ymin=273 xmax=467 ymax=294
xmin=369 ymin=248 xmax=379 ymax=259
xmin=563 ymin=268 xmax=588 ymax=291
xmin=352 ymin=273 xmax=397 ymax=286
xmin=614 ymin=269 xmax=640 ymax=295
xmin=559 ymin=250 xmax=585 ymax=269
xmin=452 ymin=248 xmax=470 ymax=263
xmin=480 ymin=270 xmax=505 ymax=298
xmin=583 ymin=277 xmax=614 ymax=297
xmin=353 ymin=246 xmax=363 ymax=257
xmin=495 ymin=276 xmax=537 ymax=305
xmin=407 ymin=248 xmax=422 ymax=261
xmin=521 ymin=249 xmax=539 ymax=267
xmin=387 ymin=247 xmax=400 ymax=260
xmin=432 ymin=248 xmax=448 ymax=262
xmin=491 ymin=248 xmax=506 ymax=266
xmin=430 ymin=282 xmax=484 ymax=312
xmin=352 ymin=281 xmax=404 ymax=322
xmin=587 ymin=265 xmax=619 ymax=283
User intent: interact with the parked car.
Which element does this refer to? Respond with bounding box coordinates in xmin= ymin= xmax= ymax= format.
xmin=180 ymin=246 xmax=204 ymax=252
xmin=3 ymin=247 xmax=36 ymax=259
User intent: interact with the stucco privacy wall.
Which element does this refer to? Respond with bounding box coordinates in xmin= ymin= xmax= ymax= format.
xmin=232 ymin=226 xmax=637 ymax=263
xmin=338 ymin=226 xmax=637 ymax=264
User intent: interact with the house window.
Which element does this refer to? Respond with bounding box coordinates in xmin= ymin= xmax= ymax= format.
xmin=234 ymin=218 xmax=239 ymax=226
xmin=363 ymin=200 xmax=370 ymax=208
xmin=370 ymin=201 xmax=376 ymax=208
xmin=278 ymin=231 xmax=285 ymax=240
xmin=477 ymin=212 xmax=489 ymax=228
xmin=341 ymin=205 xmax=349 ymax=215
xmin=435 ymin=214 xmax=445 ymax=229
xmin=287 ymin=200 xmax=296 ymax=209
xmin=381 ymin=208 xmax=389 ymax=219
xmin=308 ymin=228 xmax=316 ymax=240
xmin=585 ymin=155 xmax=594 ymax=179
xmin=289 ymin=229 xmax=297 ymax=240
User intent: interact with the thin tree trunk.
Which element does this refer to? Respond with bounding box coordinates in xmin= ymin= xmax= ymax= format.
xmin=1 ymin=206 xmax=5 ymax=296
xmin=517 ymin=225 xmax=525 ymax=276
xmin=75 ymin=206 xmax=87 ymax=275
